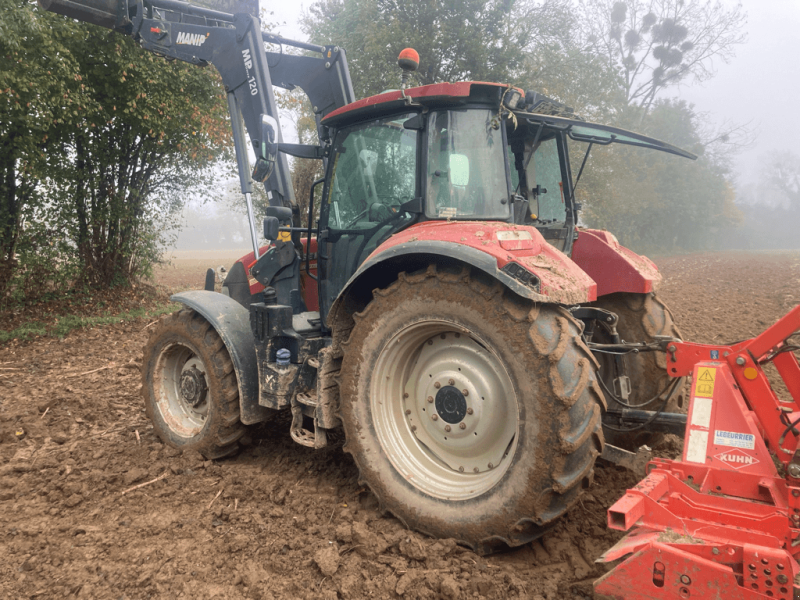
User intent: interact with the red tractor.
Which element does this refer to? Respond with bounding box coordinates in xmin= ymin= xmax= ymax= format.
xmin=44 ymin=0 xmax=691 ymax=554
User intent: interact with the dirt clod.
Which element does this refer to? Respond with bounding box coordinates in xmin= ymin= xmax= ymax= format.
xmin=0 ymin=250 xmax=797 ymax=599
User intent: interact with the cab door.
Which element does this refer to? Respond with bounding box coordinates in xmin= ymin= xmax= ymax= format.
xmin=317 ymin=112 xmax=420 ymax=325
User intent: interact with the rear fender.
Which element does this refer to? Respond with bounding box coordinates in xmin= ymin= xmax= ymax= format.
xmin=327 ymin=221 xmax=597 ymax=329
xmin=571 ymin=229 xmax=661 ymax=296
xmin=171 ymin=290 xmax=276 ymax=425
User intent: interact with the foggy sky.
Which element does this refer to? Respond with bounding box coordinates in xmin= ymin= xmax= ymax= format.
xmin=268 ymin=0 xmax=797 ymax=187
xmin=679 ymin=0 xmax=800 ymax=185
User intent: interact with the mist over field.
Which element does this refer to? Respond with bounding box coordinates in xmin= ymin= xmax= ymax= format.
xmin=172 ymin=0 xmax=800 ymax=255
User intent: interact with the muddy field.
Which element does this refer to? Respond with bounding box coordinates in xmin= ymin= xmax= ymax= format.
xmin=1 ymin=250 xmax=799 ymax=599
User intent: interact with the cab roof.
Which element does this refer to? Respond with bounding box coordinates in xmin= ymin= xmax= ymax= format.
xmin=322 ymin=81 xmax=518 ymax=126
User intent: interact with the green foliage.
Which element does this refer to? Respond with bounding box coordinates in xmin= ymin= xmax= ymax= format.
xmin=0 ymin=302 xmax=177 ymax=343
xmin=301 ymin=0 xmax=745 ymax=255
xmin=1 ymin=0 xmax=230 ymax=302
xmin=302 ymin=0 xmax=531 ymax=98
xmin=578 ymin=100 xmax=742 ymax=253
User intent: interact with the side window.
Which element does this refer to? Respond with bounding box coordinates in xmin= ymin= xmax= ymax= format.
xmin=326 ymin=114 xmax=417 ymax=230
xmin=527 ymin=138 xmax=564 ymax=221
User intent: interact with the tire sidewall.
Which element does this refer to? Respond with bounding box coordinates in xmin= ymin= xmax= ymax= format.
xmin=340 ymin=275 xmax=583 ymax=543
xmin=143 ymin=314 xmax=232 ymax=453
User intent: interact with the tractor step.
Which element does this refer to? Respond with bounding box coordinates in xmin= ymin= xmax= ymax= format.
xmin=290 ymin=392 xmax=328 ymax=449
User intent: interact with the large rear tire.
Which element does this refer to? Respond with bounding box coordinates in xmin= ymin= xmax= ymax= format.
xmin=142 ymin=309 xmax=246 ymax=459
xmin=591 ymin=292 xmax=685 ymax=449
xmin=338 ymin=265 xmax=604 ymax=554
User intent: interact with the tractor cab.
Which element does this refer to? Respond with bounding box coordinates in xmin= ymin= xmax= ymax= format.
xmin=315 ymin=81 xmax=695 ymax=321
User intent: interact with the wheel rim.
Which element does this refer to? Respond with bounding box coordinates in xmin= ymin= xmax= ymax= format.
xmin=371 ymin=320 xmax=519 ymax=501
xmin=153 ymin=342 xmax=211 ymax=438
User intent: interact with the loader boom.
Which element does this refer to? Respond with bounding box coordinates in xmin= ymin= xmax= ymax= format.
xmin=40 ymin=0 xmax=355 ymax=256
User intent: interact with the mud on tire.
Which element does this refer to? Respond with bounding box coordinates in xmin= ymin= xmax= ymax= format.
xmin=338 ymin=265 xmax=605 ymax=554
xmin=591 ymin=292 xmax=685 ymax=448
xmin=142 ymin=309 xmax=245 ymax=459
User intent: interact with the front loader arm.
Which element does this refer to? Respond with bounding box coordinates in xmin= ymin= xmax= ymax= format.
xmin=41 ymin=0 xmax=354 ymax=253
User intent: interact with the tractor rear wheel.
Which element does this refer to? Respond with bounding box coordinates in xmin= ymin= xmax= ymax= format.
xmin=142 ymin=309 xmax=246 ymax=459
xmin=338 ymin=265 xmax=604 ymax=554
xmin=591 ymin=292 xmax=685 ymax=449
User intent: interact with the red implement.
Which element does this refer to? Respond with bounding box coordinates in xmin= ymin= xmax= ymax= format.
xmin=595 ymin=305 xmax=800 ymax=600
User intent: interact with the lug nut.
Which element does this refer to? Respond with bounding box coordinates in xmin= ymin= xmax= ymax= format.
xmin=444 ymin=425 xmax=451 ymax=432
xmin=431 ymin=414 xmax=439 ymax=421
xmin=458 ymin=466 xmax=464 ymax=472
xmin=473 ymin=467 xmax=479 ymax=473
xmin=448 ymin=378 xmax=455 ymax=385
xmin=462 ymin=389 xmax=469 ymax=396
xmin=427 ymin=340 xmax=433 ymax=345
xmin=411 ymin=425 xmax=417 ymax=432
xmin=487 ymin=463 xmax=494 ymax=469
xmin=405 ymin=409 xmax=411 ymax=415
xmin=427 ymin=396 xmax=434 ymax=403
xmin=440 ymin=333 xmax=446 ymax=339
xmin=434 ymin=382 xmax=441 ymax=389
xmin=403 ymin=392 xmax=409 ymax=398
xmin=459 ymin=423 xmax=466 ymax=430
xmin=467 ymin=408 xmax=474 ymax=415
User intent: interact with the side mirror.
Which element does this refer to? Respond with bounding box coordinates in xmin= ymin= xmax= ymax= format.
xmin=260 ymin=114 xmax=279 ymax=159
xmin=253 ymin=114 xmax=279 ymax=183
xmin=263 ymin=216 xmax=280 ymax=241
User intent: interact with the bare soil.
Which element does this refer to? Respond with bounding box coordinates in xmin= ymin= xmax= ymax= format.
xmin=1 ymin=250 xmax=799 ymax=600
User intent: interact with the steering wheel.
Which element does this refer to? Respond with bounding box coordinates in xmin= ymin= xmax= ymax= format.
xmin=344 ymin=207 xmax=369 ymax=229
xmin=343 ymin=197 xmax=405 ymax=229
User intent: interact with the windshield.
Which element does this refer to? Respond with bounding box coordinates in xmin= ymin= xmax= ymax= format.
xmin=426 ymin=109 xmax=510 ymax=219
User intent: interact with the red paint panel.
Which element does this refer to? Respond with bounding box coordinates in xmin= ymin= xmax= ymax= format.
xmin=370 ymin=221 xmax=597 ymax=303
xmin=571 ymin=228 xmax=661 ymax=296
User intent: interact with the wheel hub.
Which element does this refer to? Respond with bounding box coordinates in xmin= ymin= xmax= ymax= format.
xmin=180 ymin=366 xmax=207 ymax=407
xmin=435 ymin=386 xmax=467 ymax=424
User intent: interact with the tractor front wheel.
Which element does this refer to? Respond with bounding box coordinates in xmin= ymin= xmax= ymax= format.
xmin=338 ymin=265 xmax=604 ymax=554
xmin=142 ymin=309 xmax=246 ymax=459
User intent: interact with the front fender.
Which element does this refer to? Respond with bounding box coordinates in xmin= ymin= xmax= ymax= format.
xmin=171 ymin=291 xmax=275 ymax=425
xmin=328 ymin=221 xmax=597 ymax=328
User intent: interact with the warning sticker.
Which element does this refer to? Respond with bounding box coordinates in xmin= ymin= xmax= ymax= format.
xmin=715 ymin=448 xmax=759 ymax=470
xmin=714 ymin=430 xmax=756 ymax=450
xmin=695 ymin=367 xmax=717 ymax=397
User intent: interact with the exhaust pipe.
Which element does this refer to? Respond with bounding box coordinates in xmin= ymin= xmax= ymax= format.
xmin=39 ymin=0 xmax=124 ymax=31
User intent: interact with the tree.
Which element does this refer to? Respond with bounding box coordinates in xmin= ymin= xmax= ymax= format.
xmin=0 ymin=0 xmax=84 ymax=294
xmin=302 ymin=0 xmax=536 ymax=98
xmin=578 ymin=99 xmax=742 ymax=252
xmin=1 ymin=0 xmax=230 ymax=297
xmin=580 ymin=0 xmax=746 ymax=116
xmin=761 ymin=151 xmax=800 ymax=209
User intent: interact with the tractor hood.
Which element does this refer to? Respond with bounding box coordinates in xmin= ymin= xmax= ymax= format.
xmin=521 ymin=112 xmax=697 ymax=160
